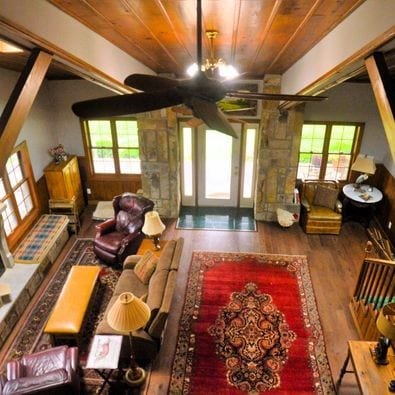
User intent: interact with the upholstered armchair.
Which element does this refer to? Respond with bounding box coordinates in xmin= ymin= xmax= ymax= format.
xmin=300 ymin=180 xmax=342 ymax=235
xmin=1 ymin=345 xmax=79 ymax=395
xmin=93 ymin=192 xmax=154 ymax=265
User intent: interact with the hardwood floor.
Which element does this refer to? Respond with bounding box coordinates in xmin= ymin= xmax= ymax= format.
xmin=1 ymin=207 xmax=369 ymax=394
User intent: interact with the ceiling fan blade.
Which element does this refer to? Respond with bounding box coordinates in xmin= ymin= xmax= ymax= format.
xmin=188 ymin=97 xmax=238 ymax=138
xmin=172 ymin=105 xmax=193 ymax=115
xmin=226 ymin=91 xmax=327 ymax=102
xmin=124 ymin=74 xmax=180 ymax=92
xmin=72 ymin=90 xmax=183 ymax=118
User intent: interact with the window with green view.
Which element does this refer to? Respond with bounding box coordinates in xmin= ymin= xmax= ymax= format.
xmin=297 ymin=122 xmax=363 ymax=181
xmin=85 ymin=118 xmax=140 ymax=175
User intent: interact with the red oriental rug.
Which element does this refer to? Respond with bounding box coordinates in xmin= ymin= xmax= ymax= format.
xmin=169 ymin=252 xmax=334 ymax=394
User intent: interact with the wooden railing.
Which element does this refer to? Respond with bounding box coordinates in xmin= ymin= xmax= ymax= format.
xmin=350 ymin=242 xmax=395 ymax=340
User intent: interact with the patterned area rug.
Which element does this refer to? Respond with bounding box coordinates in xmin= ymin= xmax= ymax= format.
xmin=170 ymin=252 xmax=334 ymax=394
xmin=1 ymin=239 xmax=121 ymax=394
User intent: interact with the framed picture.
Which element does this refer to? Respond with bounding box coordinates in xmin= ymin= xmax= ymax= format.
xmin=219 ymin=80 xmax=262 ymax=118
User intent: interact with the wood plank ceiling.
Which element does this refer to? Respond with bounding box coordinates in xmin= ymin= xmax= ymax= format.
xmin=1 ymin=0 xmax=366 ymax=80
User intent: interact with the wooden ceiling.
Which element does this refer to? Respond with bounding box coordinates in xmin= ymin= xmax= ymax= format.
xmin=46 ymin=0 xmax=365 ymax=79
xmin=3 ymin=0 xmax=365 ymax=81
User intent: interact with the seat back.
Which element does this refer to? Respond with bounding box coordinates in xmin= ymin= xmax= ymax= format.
xmin=302 ymin=180 xmax=339 ymax=206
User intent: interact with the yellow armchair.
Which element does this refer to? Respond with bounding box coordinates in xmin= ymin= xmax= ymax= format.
xmin=300 ymin=180 xmax=342 ymax=235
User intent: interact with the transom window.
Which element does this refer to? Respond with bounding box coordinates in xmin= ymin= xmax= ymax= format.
xmin=297 ymin=122 xmax=363 ymax=181
xmin=83 ymin=118 xmax=141 ymax=175
xmin=0 ymin=141 xmax=37 ymax=238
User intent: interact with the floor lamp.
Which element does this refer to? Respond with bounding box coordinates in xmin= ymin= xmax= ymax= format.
xmin=107 ymin=292 xmax=150 ymax=386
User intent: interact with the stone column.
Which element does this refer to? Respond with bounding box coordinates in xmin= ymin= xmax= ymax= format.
xmin=0 ymin=203 xmax=14 ymax=268
xmin=137 ymin=109 xmax=180 ymax=218
xmin=254 ymin=75 xmax=304 ymax=221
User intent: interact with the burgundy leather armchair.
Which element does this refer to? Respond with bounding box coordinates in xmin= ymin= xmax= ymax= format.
xmin=93 ymin=192 xmax=154 ymax=266
xmin=1 ymin=345 xmax=79 ymax=395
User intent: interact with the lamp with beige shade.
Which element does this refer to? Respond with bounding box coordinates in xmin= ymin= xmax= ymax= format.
xmin=351 ymin=154 xmax=376 ymax=190
xmin=372 ymin=303 xmax=395 ymax=365
xmin=142 ymin=211 xmax=165 ymax=250
xmin=107 ymin=292 xmax=150 ymax=386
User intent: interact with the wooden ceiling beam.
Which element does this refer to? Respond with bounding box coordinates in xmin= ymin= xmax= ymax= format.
xmin=0 ymin=48 xmax=52 ymax=174
xmin=365 ymin=52 xmax=395 ymax=160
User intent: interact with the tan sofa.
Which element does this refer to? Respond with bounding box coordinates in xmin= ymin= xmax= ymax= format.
xmin=95 ymin=237 xmax=183 ymax=362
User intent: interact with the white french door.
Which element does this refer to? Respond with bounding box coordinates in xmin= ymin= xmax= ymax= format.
xmin=197 ymin=125 xmax=241 ymax=206
xmin=180 ymin=121 xmax=258 ymax=208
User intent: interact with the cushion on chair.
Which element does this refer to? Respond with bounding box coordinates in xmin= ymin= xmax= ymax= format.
xmin=3 ymin=369 xmax=69 ymax=394
xmin=313 ymin=185 xmax=339 ymax=209
xmin=134 ymin=251 xmax=158 ymax=284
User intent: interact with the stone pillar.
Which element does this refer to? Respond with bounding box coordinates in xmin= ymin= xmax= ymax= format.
xmin=137 ymin=109 xmax=180 ymax=218
xmin=254 ymin=75 xmax=304 ymax=221
xmin=0 ymin=202 xmax=14 ymax=268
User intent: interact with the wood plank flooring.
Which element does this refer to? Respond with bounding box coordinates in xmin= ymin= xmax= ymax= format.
xmin=1 ymin=207 xmax=369 ymax=394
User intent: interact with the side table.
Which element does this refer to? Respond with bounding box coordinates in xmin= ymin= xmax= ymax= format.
xmin=336 ymin=340 xmax=395 ymax=394
xmin=137 ymin=238 xmax=167 ymax=257
xmin=86 ymin=335 xmax=123 ymax=394
xmin=342 ymin=184 xmax=383 ymax=227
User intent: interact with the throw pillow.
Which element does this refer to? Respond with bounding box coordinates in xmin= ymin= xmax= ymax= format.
xmin=134 ymin=251 xmax=158 ymax=284
xmin=313 ymin=185 xmax=339 ymax=209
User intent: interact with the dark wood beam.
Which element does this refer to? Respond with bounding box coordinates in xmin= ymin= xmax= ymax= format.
xmin=0 ymin=48 xmax=52 ymax=174
xmin=365 ymin=52 xmax=395 ymax=160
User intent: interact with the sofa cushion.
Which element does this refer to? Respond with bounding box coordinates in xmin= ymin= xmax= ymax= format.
xmin=313 ymin=185 xmax=338 ymax=209
xmin=134 ymin=251 xmax=158 ymax=284
xmin=113 ymin=269 xmax=148 ymax=298
xmin=156 ymin=240 xmax=176 ymax=271
xmin=145 ymin=269 xmax=169 ymax=328
xmin=148 ymin=270 xmax=178 ymax=339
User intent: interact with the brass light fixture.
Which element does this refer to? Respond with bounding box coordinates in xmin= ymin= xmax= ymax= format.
xmin=187 ymin=30 xmax=239 ymax=79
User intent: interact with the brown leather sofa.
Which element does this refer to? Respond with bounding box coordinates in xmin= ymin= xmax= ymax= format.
xmin=300 ymin=180 xmax=342 ymax=234
xmin=93 ymin=193 xmax=154 ymax=266
xmin=95 ymin=238 xmax=184 ymax=363
xmin=1 ymin=345 xmax=79 ymax=395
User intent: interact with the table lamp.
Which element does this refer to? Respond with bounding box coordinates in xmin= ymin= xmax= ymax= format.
xmin=372 ymin=302 xmax=395 ymax=365
xmin=142 ymin=211 xmax=165 ymax=250
xmin=107 ymin=292 xmax=151 ymax=386
xmin=351 ymin=154 xmax=376 ymax=190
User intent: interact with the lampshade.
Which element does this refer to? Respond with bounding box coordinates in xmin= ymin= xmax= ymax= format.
xmin=351 ymin=154 xmax=376 ymax=175
xmin=107 ymin=292 xmax=150 ymax=333
xmin=376 ymin=303 xmax=395 ymax=340
xmin=142 ymin=211 xmax=165 ymax=236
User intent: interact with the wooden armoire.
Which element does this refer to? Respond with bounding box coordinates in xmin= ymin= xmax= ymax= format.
xmin=44 ymin=155 xmax=84 ymax=214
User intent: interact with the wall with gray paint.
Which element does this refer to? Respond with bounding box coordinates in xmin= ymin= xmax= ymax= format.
xmin=0 ymin=68 xmax=57 ymax=180
xmin=304 ymin=82 xmax=391 ymax=171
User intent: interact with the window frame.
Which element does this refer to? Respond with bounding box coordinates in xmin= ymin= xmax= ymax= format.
xmin=81 ymin=117 xmax=141 ymax=180
xmin=1 ymin=141 xmax=40 ymax=250
xmin=297 ymin=121 xmax=364 ymax=182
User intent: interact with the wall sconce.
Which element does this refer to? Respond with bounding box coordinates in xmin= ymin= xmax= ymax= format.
xmin=142 ymin=211 xmax=165 ymax=250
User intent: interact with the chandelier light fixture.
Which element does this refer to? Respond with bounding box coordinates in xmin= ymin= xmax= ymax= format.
xmin=187 ymin=30 xmax=239 ymax=79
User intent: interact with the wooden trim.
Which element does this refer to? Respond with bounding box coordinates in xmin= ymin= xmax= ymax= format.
xmin=280 ymin=27 xmax=395 ymax=110
xmin=0 ymin=16 xmax=134 ymax=95
xmin=5 ymin=141 xmax=41 ymax=251
xmin=0 ymin=48 xmax=52 ymax=174
xmin=365 ymin=52 xmax=395 ymax=160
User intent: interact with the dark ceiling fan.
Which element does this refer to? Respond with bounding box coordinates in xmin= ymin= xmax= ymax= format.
xmin=72 ymin=0 xmax=326 ymax=138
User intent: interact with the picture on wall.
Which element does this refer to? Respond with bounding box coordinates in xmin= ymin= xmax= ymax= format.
xmin=218 ymin=80 xmax=262 ymax=118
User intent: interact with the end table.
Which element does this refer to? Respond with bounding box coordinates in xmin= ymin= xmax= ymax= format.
xmin=86 ymin=335 xmax=123 ymax=394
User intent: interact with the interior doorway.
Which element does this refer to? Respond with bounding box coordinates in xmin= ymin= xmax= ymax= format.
xmin=180 ymin=121 xmax=258 ymax=208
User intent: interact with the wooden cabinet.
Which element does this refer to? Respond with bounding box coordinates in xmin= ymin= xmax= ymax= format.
xmin=44 ymin=156 xmax=84 ymax=213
